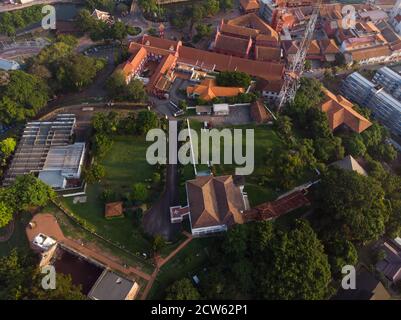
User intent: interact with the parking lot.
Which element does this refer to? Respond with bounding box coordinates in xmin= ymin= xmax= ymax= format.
xmin=189 ymin=105 xmax=252 ymax=126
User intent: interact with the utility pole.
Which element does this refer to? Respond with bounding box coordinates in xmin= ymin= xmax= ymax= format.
xmin=276 ymin=0 xmax=322 ymax=112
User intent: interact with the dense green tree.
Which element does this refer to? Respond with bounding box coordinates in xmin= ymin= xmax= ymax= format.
xmin=166 ymin=278 xmax=200 ymax=300
xmin=132 ymin=182 xmax=149 ymax=202
xmin=0 ymin=137 xmax=16 ymax=160
xmin=315 ymin=168 xmax=389 ymax=243
xmin=343 ymin=134 xmax=367 ymax=157
xmin=56 ymin=54 xmax=105 ymax=91
xmin=84 ymin=163 xmax=106 ymax=183
xmin=0 ymin=71 xmax=49 ymax=124
xmin=219 ymin=0 xmax=234 ymax=11
xmin=0 ymin=200 xmax=14 ymax=228
xmin=216 ymin=71 xmax=251 ymax=87
xmin=93 ymin=133 xmax=113 ymax=158
xmin=11 ymin=174 xmax=55 ymax=211
xmin=0 ymin=249 xmax=84 ymax=300
xmin=106 ymin=71 xmax=147 ymax=102
xmin=260 ymin=220 xmax=332 ymax=300
xmin=136 ymin=110 xmax=159 ymax=135
xmin=204 ymin=0 xmax=220 ymax=16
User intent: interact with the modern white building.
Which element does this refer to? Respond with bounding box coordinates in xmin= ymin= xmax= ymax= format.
xmin=38 ymin=143 xmax=86 ymax=189
xmin=341 ymin=72 xmax=401 ymax=136
xmin=390 ymin=0 xmax=401 ymax=35
xmin=372 ymin=66 xmax=401 ymax=101
xmin=0 ymin=58 xmax=20 ymax=71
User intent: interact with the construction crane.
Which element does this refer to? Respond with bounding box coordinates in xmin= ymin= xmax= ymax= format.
xmin=276 ymin=0 xmax=322 ymax=112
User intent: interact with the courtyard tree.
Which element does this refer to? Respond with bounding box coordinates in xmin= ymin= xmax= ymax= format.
xmin=216 ymin=71 xmax=251 ymax=88
xmin=0 ymin=137 xmax=16 ymax=163
xmin=315 ymin=168 xmax=389 ymax=243
xmin=11 ymin=174 xmax=55 ymax=211
xmin=132 ymin=182 xmax=149 ymax=203
xmin=260 ymin=220 xmax=332 ymax=300
xmin=136 ymin=110 xmax=159 ymax=135
xmin=0 ymin=199 xmax=14 ymax=228
xmin=166 ymin=278 xmax=201 ymax=300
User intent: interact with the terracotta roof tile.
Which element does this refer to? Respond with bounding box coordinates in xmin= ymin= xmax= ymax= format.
xmin=255 ymin=45 xmax=281 ymax=61
xmin=320 ymin=88 xmax=372 ymax=133
xmin=214 ymin=32 xmax=252 ymax=56
xmin=187 ymin=78 xmax=244 ymax=101
xmin=186 ymin=175 xmax=245 ymax=229
xmin=105 ymin=202 xmax=123 ymax=218
xmin=240 ymin=0 xmax=260 ymax=11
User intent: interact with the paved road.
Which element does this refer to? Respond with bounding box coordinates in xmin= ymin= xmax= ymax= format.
xmin=142 ymin=120 xmax=181 ymax=241
xmin=0 ymin=0 xmax=77 ymax=13
xmin=142 ymin=162 xmax=181 ymax=241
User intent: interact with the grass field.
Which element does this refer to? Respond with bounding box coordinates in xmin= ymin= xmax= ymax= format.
xmin=186 ymin=120 xmax=284 ymax=206
xmin=63 ymin=135 xmax=155 ymax=255
xmin=147 ymin=237 xmax=217 ymax=299
xmin=0 ymin=214 xmax=31 ymax=258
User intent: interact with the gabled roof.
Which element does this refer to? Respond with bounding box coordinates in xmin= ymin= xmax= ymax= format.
xmin=105 ymin=202 xmax=123 ymax=218
xmin=187 ymin=78 xmax=244 ymax=101
xmin=255 ymin=45 xmax=281 ymax=61
xmin=214 ymin=32 xmax=252 ymax=56
xmin=319 ymin=39 xmax=340 ymax=55
xmin=331 ymin=155 xmax=368 ymax=176
xmin=186 ymin=175 xmax=245 ymax=229
xmin=226 ymin=13 xmax=279 ymax=41
xmin=320 ymin=88 xmax=372 ymax=133
xmin=240 ymin=0 xmax=260 ymax=11
xmin=307 ymin=40 xmax=321 ymax=55
xmin=250 ymin=100 xmax=271 ymax=123
xmin=376 ymin=241 xmax=401 ymax=282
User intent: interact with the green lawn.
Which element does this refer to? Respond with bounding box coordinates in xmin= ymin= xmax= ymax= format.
xmin=0 ymin=214 xmax=31 ymax=258
xmin=63 ymin=135 xmax=155 ymax=255
xmin=148 ymin=237 xmax=217 ymax=299
xmin=188 ymin=121 xmax=283 ymax=206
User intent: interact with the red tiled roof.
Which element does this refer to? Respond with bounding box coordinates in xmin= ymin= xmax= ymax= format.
xmin=187 ymin=78 xmax=245 ymax=101
xmin=350 ymin=45 xmax=392 ymax=61
xmin=226 ymin=13 xmax=279 ymax=41
xmin=255 ymin=45 xmax=281 ymax=61
xmin=319 ymin=39 xmax=340 ymax=55
xmin=240 ymin=0 xmax=260 ymax=11
xmin=250 ymin=100 xmax=271 ymax=123
xmin=214 ymin=32 xmax=252 ymax=56
xmin=320 ymin=88 xmax=372 ymax=133
xmin=105 ymin=202 xmax=123 ymax=218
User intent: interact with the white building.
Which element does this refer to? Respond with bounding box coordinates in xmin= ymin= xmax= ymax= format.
xmin=38 ymin=143 xmax=86 ymax=189
xmin=213 ymin=103 xmax=229 ymax=116
xmin=0 ymin=58 xmax=20 ymax=71
xmin=390 ymin=0 xmax=401 ymax=35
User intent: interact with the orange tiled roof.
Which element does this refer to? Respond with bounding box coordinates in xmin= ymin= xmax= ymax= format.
xmin=307 ymin=40 xmax=321 ymax=55
xmin=320 ymin=88 xmax=372 ymax=133
xmin=187 ymin=78 xmax=245 ymax=101
xmin=250 ymin=99 xmax=271 ymax=123
xmin=227 ymin=13 xmax=279 ymax=41
xmin=319 ymin=39 xmax=340 ymax=55
xmin=105 ymin=202 xmax=123 ymax=218
xmin=123 ymin=35 xmax=284 ymax=86
xmin=350 ymin=45 xmax=392 ymax=61
xmin=240 ymin=0 xmax=260 ymax=11
xmin=186 ymin=175 xmax=245 ymax=229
